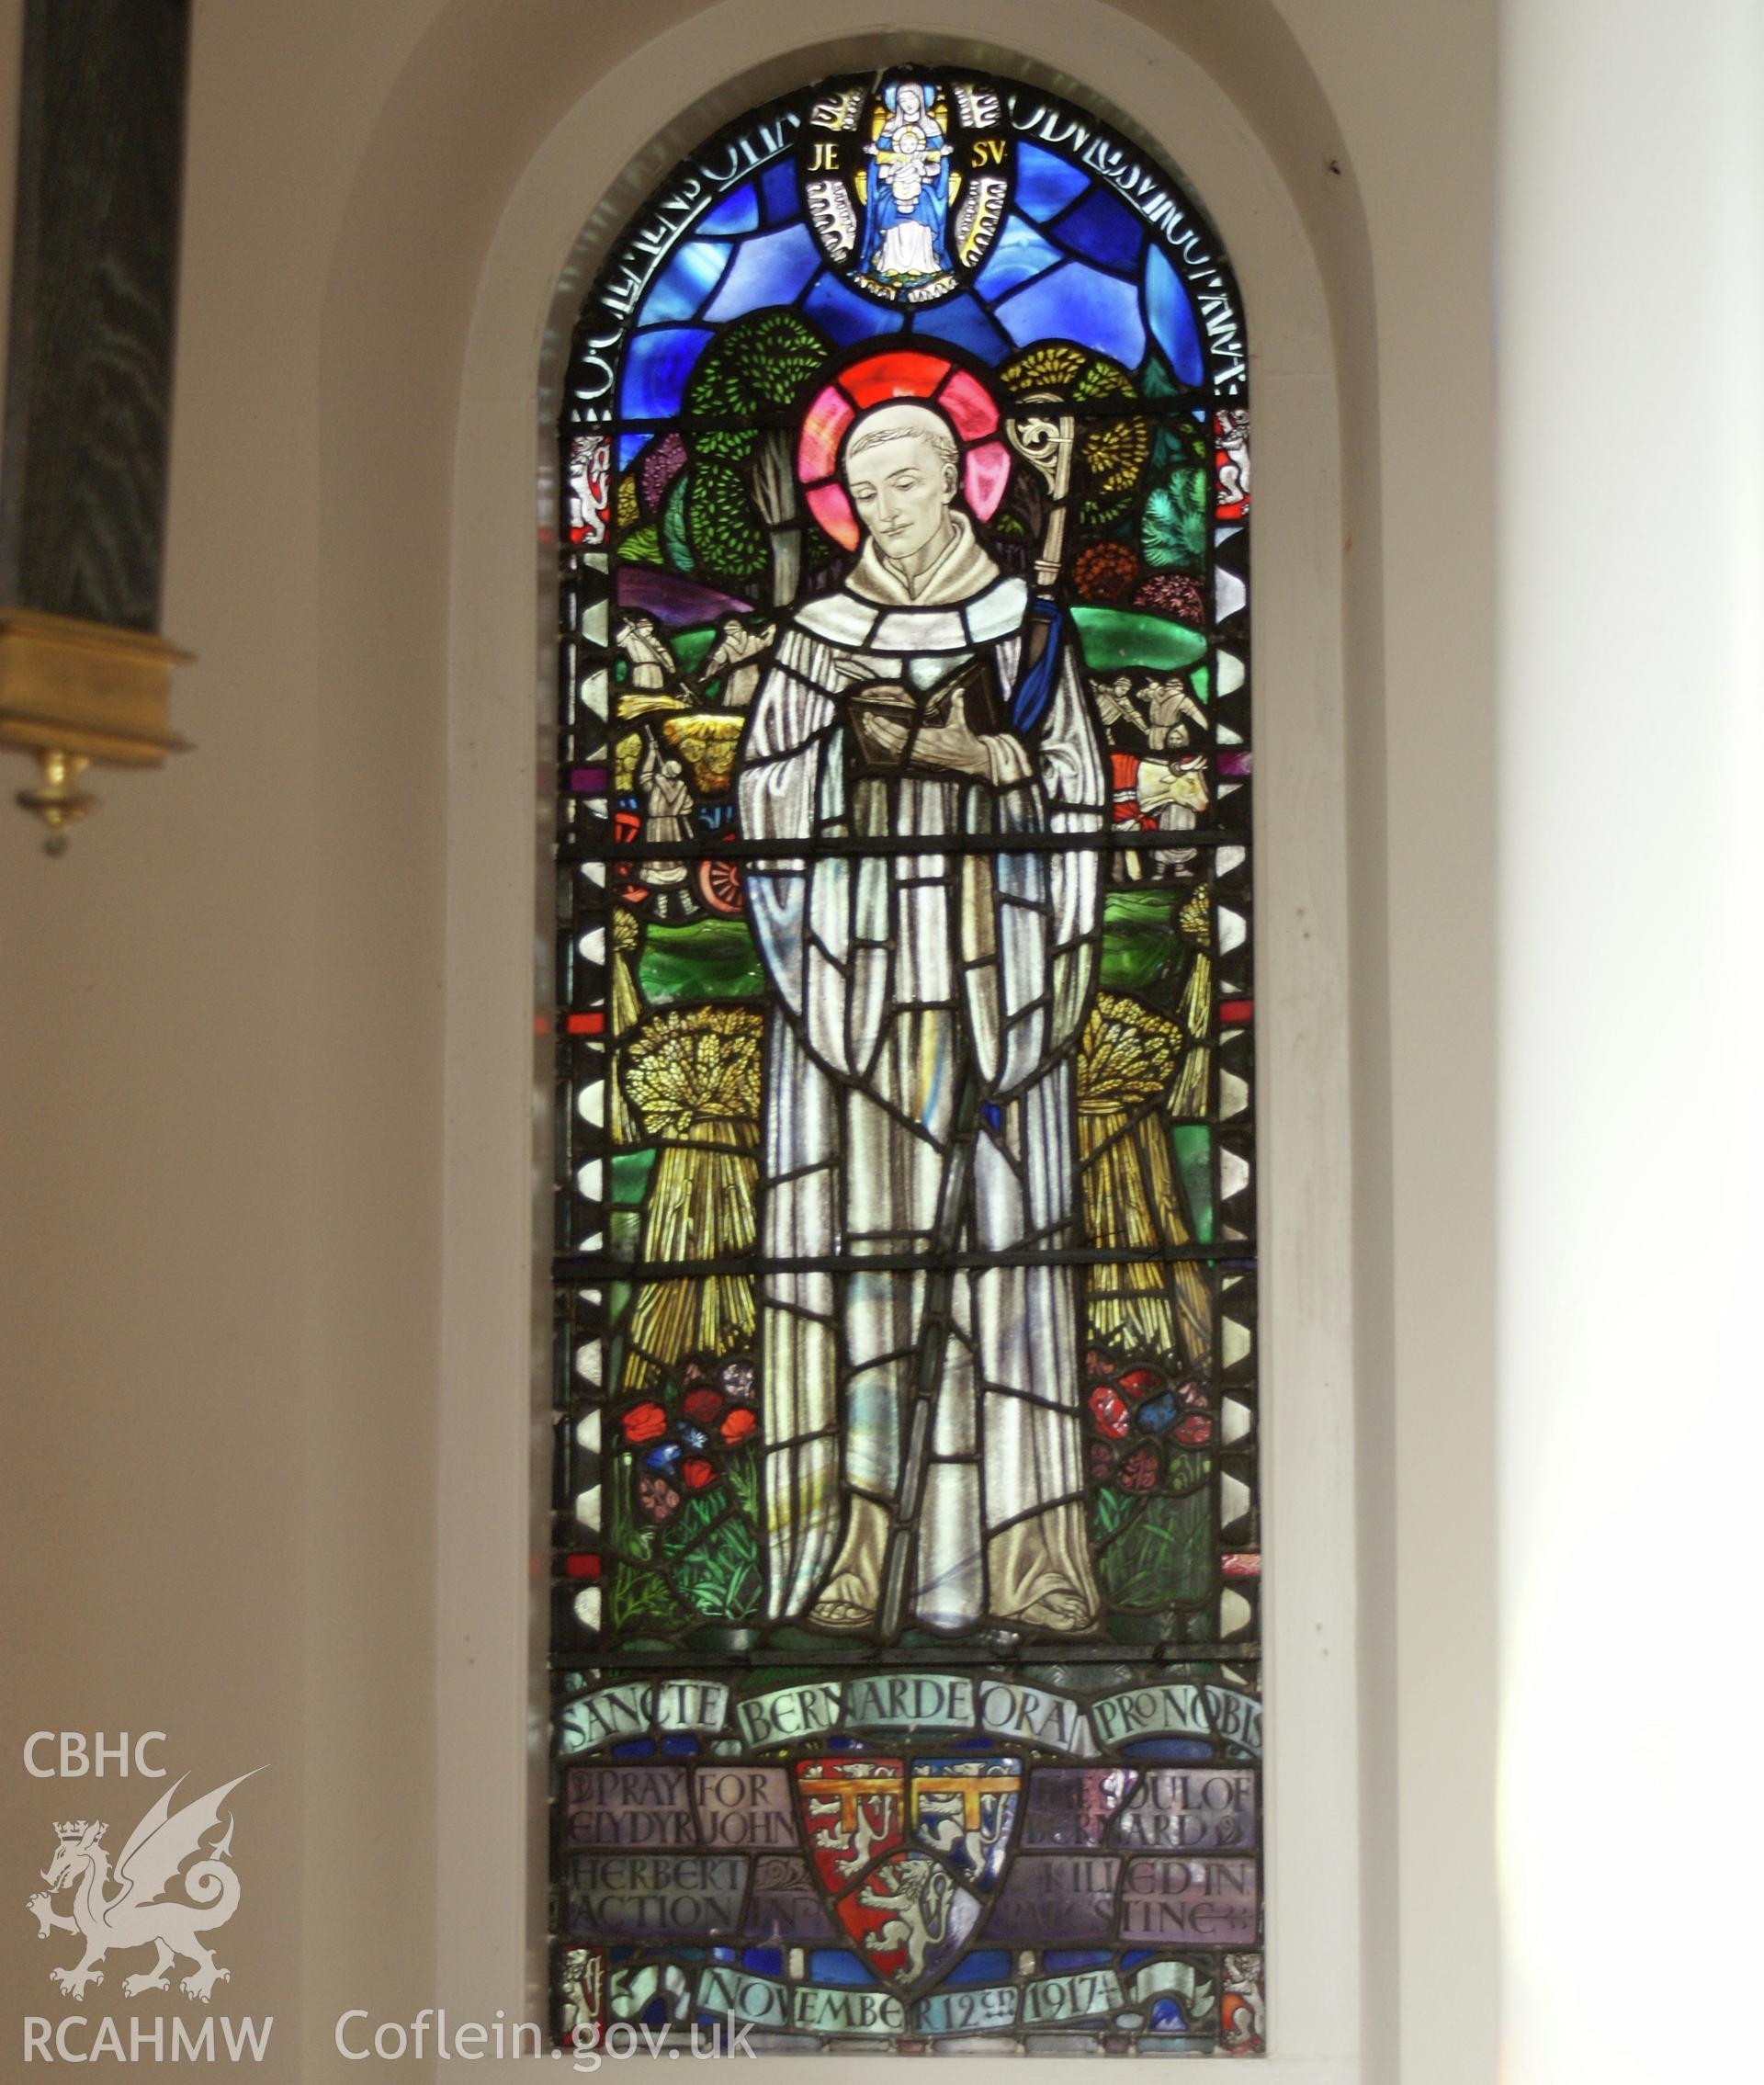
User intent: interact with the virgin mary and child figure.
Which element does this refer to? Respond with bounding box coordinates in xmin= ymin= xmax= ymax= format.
xmin=737 ymin=394 xmax=1109 ymax=1637
xmin=859 ymin=83 xmax=954 ymax=287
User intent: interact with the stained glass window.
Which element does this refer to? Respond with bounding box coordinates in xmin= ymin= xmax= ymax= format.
xmin=550 ymin=70 xmax=1257 ymax=2057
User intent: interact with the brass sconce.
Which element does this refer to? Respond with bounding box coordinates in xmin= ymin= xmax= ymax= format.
xmin=0 ymin=613 xmax=189 ymax=853
xmin=0 ymin=0 xmax=194 ymax=853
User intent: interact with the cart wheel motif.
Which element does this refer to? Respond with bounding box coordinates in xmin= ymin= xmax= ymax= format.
xmin=696 ymin=856 xmax=745 ymax=915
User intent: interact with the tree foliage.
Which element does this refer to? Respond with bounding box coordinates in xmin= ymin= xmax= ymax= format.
xmin=1142 ymin=473 xmax=1207 ymax=572
xmin=999 ymin=342 xmax=1148 ymax=529
xmin=674 ymin=311 xmax=830 ymax=595
xmin=684 ymin=310 xmax=829 ymax=458
xmin=684 ymin=458 xmax=765 ymax=584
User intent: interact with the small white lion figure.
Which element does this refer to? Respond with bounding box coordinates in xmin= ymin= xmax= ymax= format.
xmin=857 ymin=1856 xmax=954 ymax=1985
xmin=27 ymin=1771 xmax=261 ymax=2003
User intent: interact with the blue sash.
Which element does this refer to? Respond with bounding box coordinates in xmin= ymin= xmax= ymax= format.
xmin=1006 ymin=595 xmax=1065 ymax=736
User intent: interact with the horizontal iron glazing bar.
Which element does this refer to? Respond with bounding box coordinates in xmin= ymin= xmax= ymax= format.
xmin=549 ymin=1640 xmax=1261 ymax=1672
xmin=560 ymin=396 xmax=1230 ymax=441
xmin=554 ymin=1241 xmax=1257 ymax=1284
xmin=558 ymin=827 xmax=1252 ymax=867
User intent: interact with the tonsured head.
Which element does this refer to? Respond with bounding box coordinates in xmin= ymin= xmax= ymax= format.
xmin=840 ymin=401 xmax=961 ymax=563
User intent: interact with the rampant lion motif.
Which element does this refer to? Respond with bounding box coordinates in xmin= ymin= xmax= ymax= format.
xmin=856 ymin=1856 xmax=955 ymax=1985
xmin=1221 ymin=1952 xmax=1266 ymax=2053
xmin=804 ymin=1790 xmax=890 ymax=1881
xmin=26 ymin=1772 xmax=261 ymax=2003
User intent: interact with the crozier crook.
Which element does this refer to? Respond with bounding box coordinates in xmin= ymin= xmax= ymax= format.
xmin=1006 ymin=396 xmax=1078 ymax=588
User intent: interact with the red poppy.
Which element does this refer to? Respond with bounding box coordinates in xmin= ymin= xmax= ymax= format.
xmin=1174 ymin=1412 xmax=1215 ymax=1448
xmin=681 ymin=1456 xmax=717 ymax=1492
xmin=1117 ymin=1366 xmax=1166 ymax=1399
xmin=682 ymin=1387 xmax=725 ymax=1427
xmin=718 ymin=1406 xmax=757 ymax=1446
xmin=620 ymin=1401 xmax=668 ymax=1445
xmin=1088 ymin=1385 xmax=1131 ymax=1440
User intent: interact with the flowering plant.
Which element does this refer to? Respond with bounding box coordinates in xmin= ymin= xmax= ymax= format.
xmin=616 ymin=1351 xmax=761 ymax=1528
xmin=1083 ymin=1343 xmax=1215 ymax=1500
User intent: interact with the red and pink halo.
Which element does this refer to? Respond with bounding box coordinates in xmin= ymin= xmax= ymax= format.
xmin=797 ymin=349 xmax=1012 ymax=550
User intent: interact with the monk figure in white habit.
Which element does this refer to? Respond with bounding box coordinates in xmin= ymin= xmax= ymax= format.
xmin=738 ymin=398 xmax=1107 ymax=1636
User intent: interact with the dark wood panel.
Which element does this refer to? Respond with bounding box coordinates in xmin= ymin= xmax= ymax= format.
xmin=0 ymin=0 xmax=191 ymax=631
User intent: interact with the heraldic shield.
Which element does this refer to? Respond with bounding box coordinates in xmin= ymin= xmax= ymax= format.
xmin=793 ymin=1755 xmax=1023 ymax=1992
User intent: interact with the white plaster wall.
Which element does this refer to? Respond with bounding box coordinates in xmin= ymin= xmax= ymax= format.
xmin=0 ymin=5 xmax=1496 ymax=2081
xmin=1496 ymin=2 xmax=1764 ymax=2079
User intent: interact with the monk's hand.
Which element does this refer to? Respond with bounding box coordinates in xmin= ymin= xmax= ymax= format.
xmin=906 ymin=686 xmax=1004 ymax=779
xmin=857 ymin=708 xmax=912 ymax=764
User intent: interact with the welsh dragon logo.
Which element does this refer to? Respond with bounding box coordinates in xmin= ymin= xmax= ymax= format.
xmin=26 ymin=1771 xmax=261 ymax=2003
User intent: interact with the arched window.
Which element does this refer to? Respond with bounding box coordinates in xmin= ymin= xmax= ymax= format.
xmin=549 ymin=67 xmax=1256 ymax=2054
